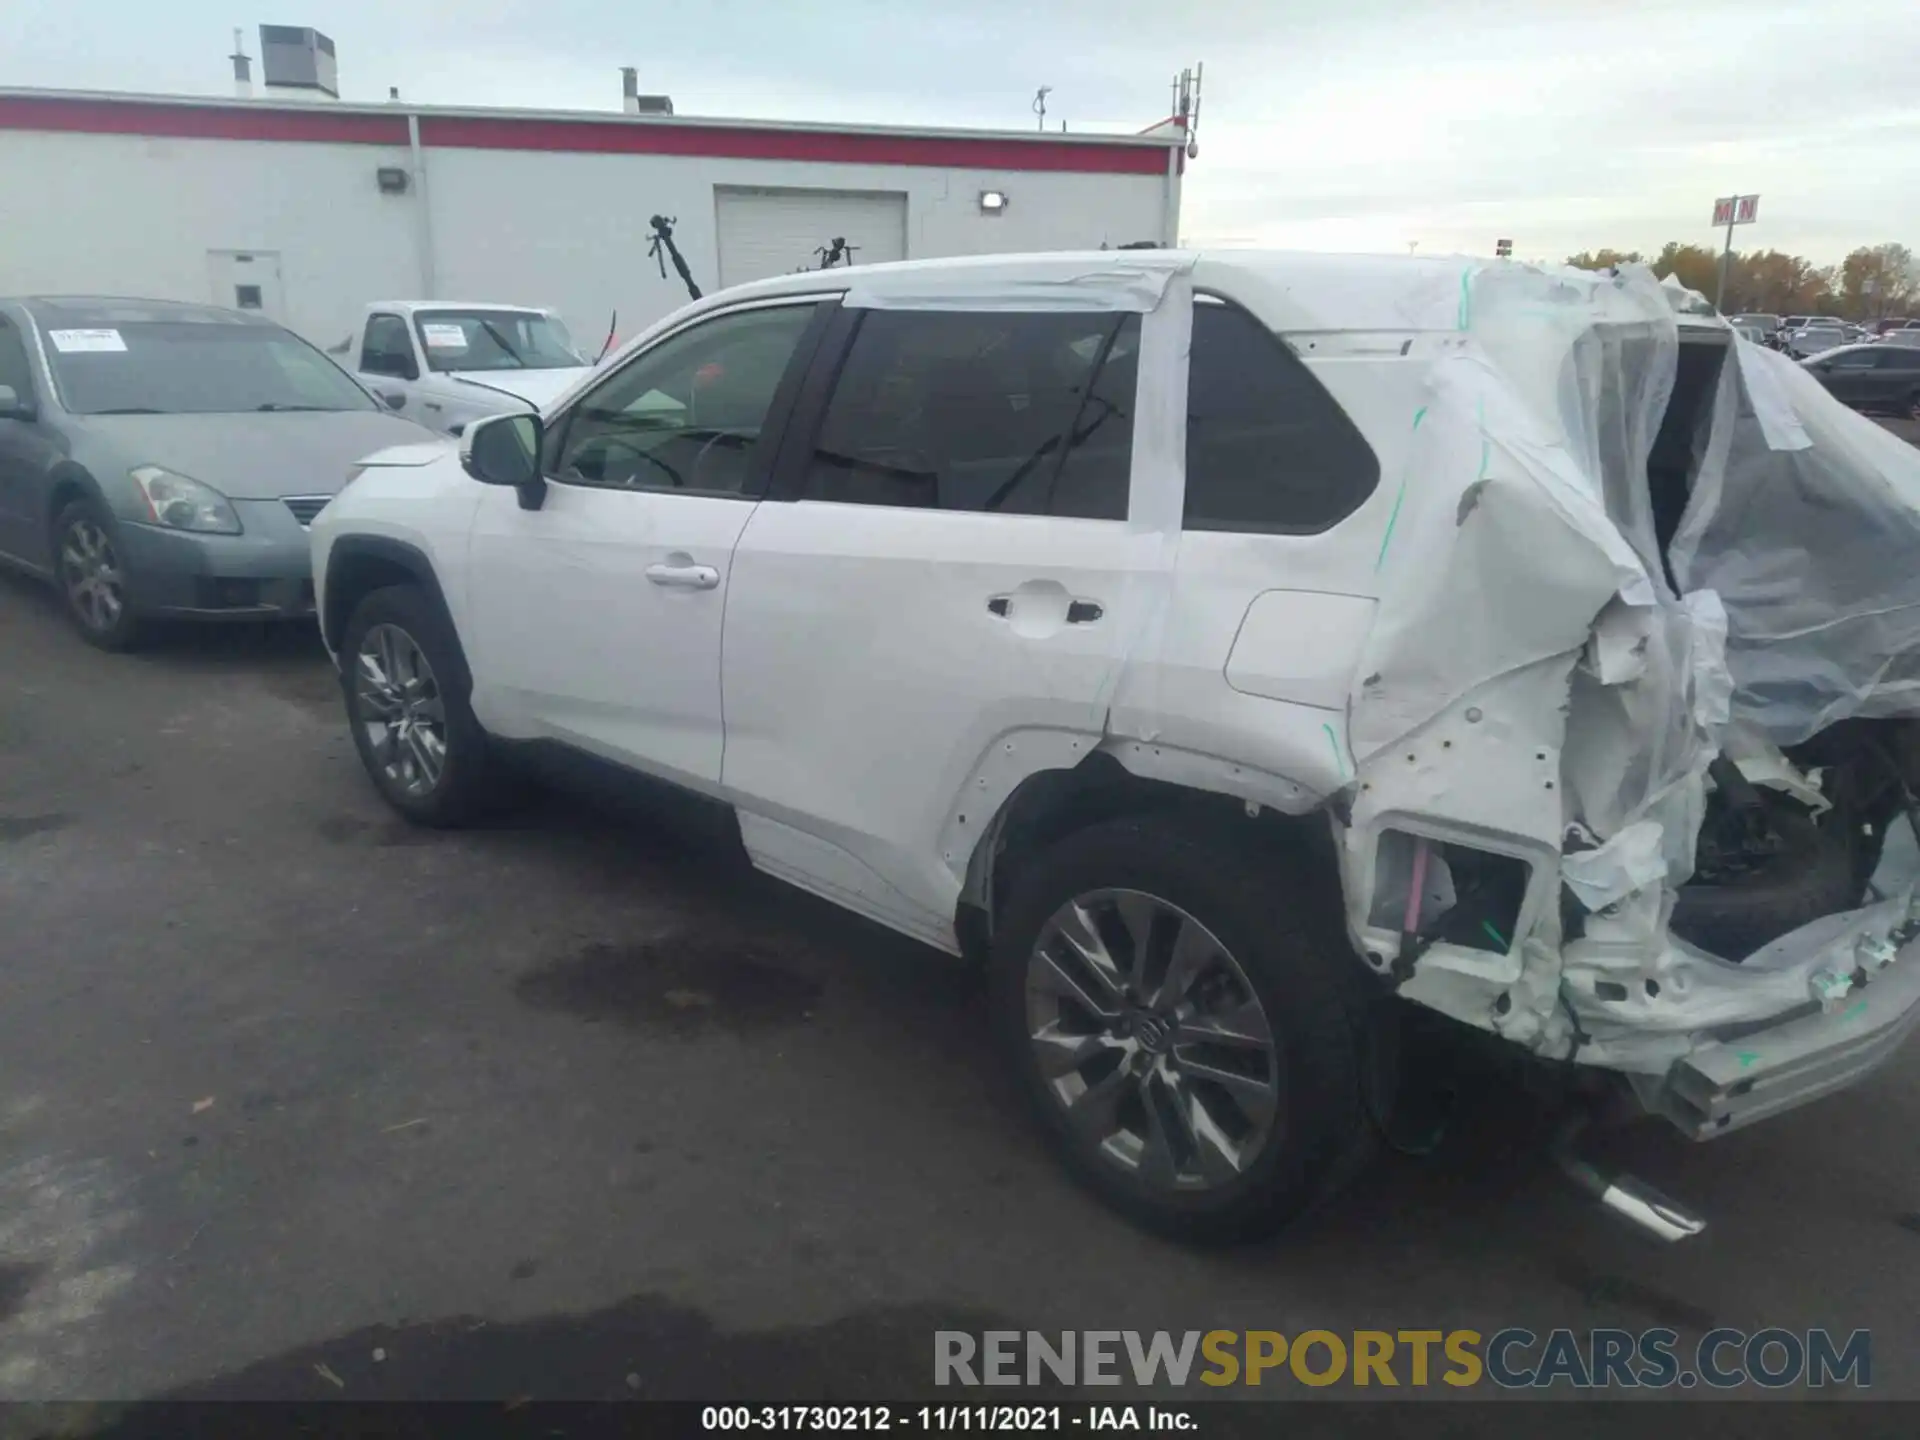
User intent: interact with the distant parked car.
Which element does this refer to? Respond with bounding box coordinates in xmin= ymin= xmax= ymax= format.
xmin=1871 ymin=318 xmax=1920 ymax=336
xmin=332 ymin=302 xmax=597 ymax=437
xmin=1731 ymin=320 xmax=1771 ymax=346
xmin=1783 ymin=321 xmax=1849 ymax=359
xmin=1733 ymin=312 xmax=1781 ymax=341
xmin=0 ymin=296 xmax=435 ymax=650
xmin=1801 ymin=343 xmax=1920 ymax=419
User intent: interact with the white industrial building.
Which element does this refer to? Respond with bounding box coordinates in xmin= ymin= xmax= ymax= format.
xmin=0 ymin=26 xmax=1191 ymax=353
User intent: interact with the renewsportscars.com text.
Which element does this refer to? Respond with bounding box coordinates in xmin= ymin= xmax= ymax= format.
xmin=934 ymin=1328 xmax=1871 ymax=1390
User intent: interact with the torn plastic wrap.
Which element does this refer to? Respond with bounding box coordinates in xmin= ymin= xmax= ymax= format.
xmin=1340 ymin=261 xmax=1920 ymax=1073
xmin=1670 ymin=340 xmax=1920 ymax=745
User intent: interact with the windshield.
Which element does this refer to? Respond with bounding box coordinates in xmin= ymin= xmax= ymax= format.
xmin=43 ymin=320 xmax=376 ymax=416
xmin=414 ymin=311 xmax=584 ymax=373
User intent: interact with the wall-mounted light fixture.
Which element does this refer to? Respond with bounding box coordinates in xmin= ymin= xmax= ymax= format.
xmin=375 ymin=166 xmax=411 ymax=195
xmin=979 ymin=190 xmax=1008 ymax=215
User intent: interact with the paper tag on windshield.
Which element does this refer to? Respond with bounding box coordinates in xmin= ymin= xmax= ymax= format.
xmin=48 ymin=328 xmax=127 ymax=353
xmin=421 ymin=324 xmax=469 ymax=350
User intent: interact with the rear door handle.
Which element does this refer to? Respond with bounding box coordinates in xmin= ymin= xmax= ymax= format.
xmin=646 ymin=563 xmax=720 ymax=590
xmin=1066 ymin=601 xmax=1104 ymax=624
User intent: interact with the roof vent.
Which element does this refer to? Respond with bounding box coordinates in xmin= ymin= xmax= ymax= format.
xmin=620 ymin=67 xmax=673 ymax=116
xmin=260 ymin=25 xmax=339 ymax=99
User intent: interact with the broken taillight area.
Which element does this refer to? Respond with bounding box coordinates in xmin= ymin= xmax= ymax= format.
xmin=1366 ymin=829 xmax=1531 ymax=959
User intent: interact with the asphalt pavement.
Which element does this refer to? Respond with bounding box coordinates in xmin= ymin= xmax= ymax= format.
xmin=3 ymin=498 xmax=1920 ymax=1411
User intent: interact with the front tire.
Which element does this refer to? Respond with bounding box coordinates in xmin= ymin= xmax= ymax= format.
xmin=990 ymin=816 xmax=1369 ymax=1243
xmin=339 ymin=584 xmax=502 ymax=826
xmin=53 ymin=499 xmax=143 ymax=652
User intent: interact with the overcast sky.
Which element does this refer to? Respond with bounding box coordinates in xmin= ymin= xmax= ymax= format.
xmin=5 ymin=0 xmax=1917 ymax=264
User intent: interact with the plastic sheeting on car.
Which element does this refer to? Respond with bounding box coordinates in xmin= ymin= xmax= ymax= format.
xmin=1337 ymin=258 xmax=1920 ymax=1069
xmin=1669 ymin=340 xmax=1920 ymax=745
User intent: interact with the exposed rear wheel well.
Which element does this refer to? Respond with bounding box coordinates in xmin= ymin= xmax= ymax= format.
xmin=957 ymin=751 xmax=1346 ymax=962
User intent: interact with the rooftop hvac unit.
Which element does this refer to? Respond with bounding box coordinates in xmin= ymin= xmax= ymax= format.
xmin=260 ymin=25 xmax=339 ymax=98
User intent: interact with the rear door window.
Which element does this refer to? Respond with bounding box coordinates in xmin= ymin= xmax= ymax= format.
xmin=1183 ymin=298 xmax=1380 ymax=533
xmin=798 ymin=309 xmax=1137 ymax=520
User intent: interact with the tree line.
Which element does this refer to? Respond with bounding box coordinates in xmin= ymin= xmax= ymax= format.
xmin=1562 ymin=241 xmax=1916 ymax=319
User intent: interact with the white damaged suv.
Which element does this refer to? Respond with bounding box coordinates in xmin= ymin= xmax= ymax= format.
xmin=312 ymin=251 xmax=1920 ymax=1242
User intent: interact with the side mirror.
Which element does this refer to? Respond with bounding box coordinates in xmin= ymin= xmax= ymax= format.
xmin=378 ymin=389 xmax=406 ymax=411
xmin=461 ymin=411 xmax=546 ymax=511
xmin=0 ymin=383 xmax=35 ymax=421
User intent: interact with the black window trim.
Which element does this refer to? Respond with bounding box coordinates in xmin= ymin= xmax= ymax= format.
xmin=540 ymin=294 xmax=838 ymax=504
xmin=1182 ymin=289 xmax=1382 ymax=537
xmin=765 ymin=303 xmax=1139 ymax=521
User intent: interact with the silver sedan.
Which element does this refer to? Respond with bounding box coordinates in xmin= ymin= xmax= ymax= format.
xmin=0 ymin=296 xmax=437 ymax=650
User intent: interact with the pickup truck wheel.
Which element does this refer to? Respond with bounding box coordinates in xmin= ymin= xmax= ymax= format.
xmin=340 ymin=584 xmax=502 ymax=827
xmin=991 ymin=817 xmax=1367 ymax=1242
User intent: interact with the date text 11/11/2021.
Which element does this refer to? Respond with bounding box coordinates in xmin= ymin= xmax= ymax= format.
xmin=701 ymin=1406 xmax=1195 ymax=1431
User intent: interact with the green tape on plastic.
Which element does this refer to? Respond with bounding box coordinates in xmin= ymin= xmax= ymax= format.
xmin=1457 ymin=266 xmax=1473 ymax=330
xmin=1323 ymin=721 xmax=1349 ymax=781
xmin=1373 ymin=407 xmax=1427 ymax=572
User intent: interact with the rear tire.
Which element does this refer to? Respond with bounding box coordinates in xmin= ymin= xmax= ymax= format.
xmin=52 ymin=499 xmax=143 ymax=652
xmin=339 ymin=583 xmax=504 ymax=827
xmin=990 ymin=816 xmax=1369 ymax=1243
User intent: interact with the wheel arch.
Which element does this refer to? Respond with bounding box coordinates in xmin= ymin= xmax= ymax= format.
xmin=955 ymin=747 xmax=1347 ymax=964
xmin=322 ymin=536 xmax=466 ymax=686
xmin=44 ymin=463 xmax=108 ymax=562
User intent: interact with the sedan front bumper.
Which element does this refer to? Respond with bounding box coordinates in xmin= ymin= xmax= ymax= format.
xmin=114 ymin=499 xmax=320 ymax=620
xmin=1650 ymin=931 xmax=1920 ymax=1138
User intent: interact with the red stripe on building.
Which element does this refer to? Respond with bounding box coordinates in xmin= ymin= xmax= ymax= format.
xmin=0 ymin=95 xmax=409 ymax=146
xmin=418 ymin=115 xmax=1170 ymax=175
xmin=0 ymin=94 xmax=1171 ymax=175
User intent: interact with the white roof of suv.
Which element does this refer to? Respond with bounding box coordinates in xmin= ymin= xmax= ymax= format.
xmin=637 ymin=248 xmax=1641 ymax=350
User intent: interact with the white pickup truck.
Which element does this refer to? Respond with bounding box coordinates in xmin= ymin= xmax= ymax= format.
xmin=329 ymin=302 xmax=598 ymax=436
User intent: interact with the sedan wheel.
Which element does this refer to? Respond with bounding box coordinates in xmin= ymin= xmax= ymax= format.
xmin=60 ymin=515 xmax=125 ymax=633
xmin=1025 ymin=888 xmax=1281 ymax=1194
xmin=353 ymin=621 xmax=449 ymax=799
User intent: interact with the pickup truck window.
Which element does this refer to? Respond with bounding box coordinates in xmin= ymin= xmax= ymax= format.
xmin=1183 ymin=299 xmax=1380 ymax=534
xmin=799 ymin=309 xmax=1138 ymax=520
xmin=413 ymin=310 xmax=584 ymax=374
xmin=361 ymin=314 xmax=417 ymax=380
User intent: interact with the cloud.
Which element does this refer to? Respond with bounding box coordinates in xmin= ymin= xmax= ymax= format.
xmin=2 ymin=0 xmax=1916 ymax=263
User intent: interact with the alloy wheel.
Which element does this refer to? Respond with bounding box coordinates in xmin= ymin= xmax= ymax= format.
xmin=354 ymin=622 xmax=449 ymax=798
xmin=1024 ymin=889 xmax=1281 ymax=1193
xmin=59 ymin=517 xmax=124 ymax=634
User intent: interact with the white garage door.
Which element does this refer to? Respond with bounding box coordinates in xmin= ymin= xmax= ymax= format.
xmin=715 ymin=187 xmax=908 ymax=290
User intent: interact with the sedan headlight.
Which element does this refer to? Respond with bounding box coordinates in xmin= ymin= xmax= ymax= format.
xmin=129 ymin=466 xmax=242 ymax=535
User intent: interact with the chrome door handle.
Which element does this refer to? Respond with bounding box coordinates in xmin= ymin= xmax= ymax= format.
xmin=646 ymin=563 xmax=720 ymax=590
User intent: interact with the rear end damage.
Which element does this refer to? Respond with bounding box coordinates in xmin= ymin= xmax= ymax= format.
xmin=1330 ymin=262 xmax=1920 ymax=1235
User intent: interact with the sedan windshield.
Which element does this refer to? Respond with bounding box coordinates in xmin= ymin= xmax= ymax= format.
xmin=414 ymin=311 xmax=584 ymax=373
xmin=44 ymin=321 xmax=376 ymax=416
